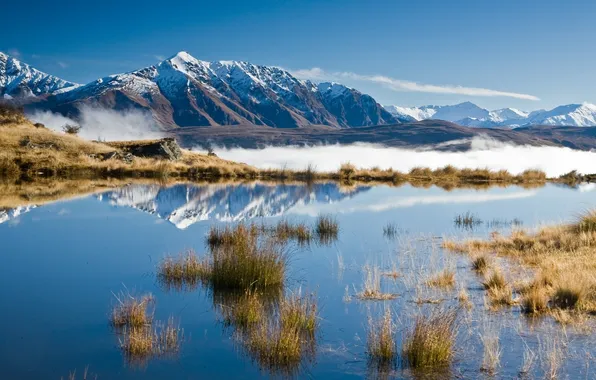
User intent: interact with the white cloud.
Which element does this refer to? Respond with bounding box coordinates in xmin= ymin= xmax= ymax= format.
xmin=26 ymin=106 xmax=164 ymax=141
xmin=214 ymin=139 xmax=596 ymax=178
xmin=289 ymin=191 xmax=537 ymax=216
xmin=291 ymin=67 xmax=539 ymax=101
xmin=154 ymin=55 xmax=165 ymax=61
xmin=57 ymin=61 xmax=68 ymax=68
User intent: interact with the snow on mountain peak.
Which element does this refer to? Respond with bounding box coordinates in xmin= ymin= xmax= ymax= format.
xmin=0 ymin=51 xmax=80 ymax=98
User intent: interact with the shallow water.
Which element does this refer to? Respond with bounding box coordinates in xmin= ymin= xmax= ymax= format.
xmin=1 ymin=182 xmax=596 ymax=379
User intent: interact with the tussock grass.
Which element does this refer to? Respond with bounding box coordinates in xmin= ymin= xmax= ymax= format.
xmin=110 ymin=291 xmax=154 ymax=328
xmin=482 ymin=269 xmax=507 ymax=290
xmin=552 ymin=285 xmax=583 ymax=310
xmin=471 ymin=255 xmax=491 ymax=273
xmin=280 ymin=292 xmax=318 ymax=335
xmin=367 ymin=309 xmax=396 ymax=366
xmin=315 ymin=214 xmax=339 ymax=243
xmin=486 ymin=286 xmax=514 ymax=307
xmin=425 ymin=268 xmax=456 ymax=288
xmin=521 ymin=286 xmax=549 ymax=314
xmin=157 ymin=250 xmax=209 ymax=290
xmin=241 ymin=291 xmax=318 ymax=376
xmin=268 ymin=219 xmax=312 ymax=245
xmin=119 ymin=317 xmax=183 ymax=366
xmin=402 ymin=308 xmax=458 ymax=369
xmin=204 ymin=223 xmax=288 ymax=291
xmin=383 ymin=222 xmax=399 ymax=238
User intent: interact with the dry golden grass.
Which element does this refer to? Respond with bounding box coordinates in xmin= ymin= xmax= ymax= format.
xmin=425 ymin=268 xmax=456 ymax=288
xmin=520 ymin=286 xmax=549 ymax=314
xmin=157 ymin=250 xmax=210 ymax=291
xmin=367 ymin=309 xmax=396 ymax=366
xmin=110 ymin=291 xmax=155 ymax=328
xmin=443 ymin=210 xmax=596 ymax=313
xmin=471 ymin=255 xmax=491 ymax=273
xmin=240 ymin=291 xmax=318 ymax=376
xmin=315 ymin=213 xmax=339 ymax=243
xmin=221 ymin=289 xmax=266 ymax=329
xmin=202 ymin=223 xmax=288 ymax=291
xmin=402 ymin=308 xmax=458 ymax=369
xmin=0 ymin=121 xmax=257 ymax=180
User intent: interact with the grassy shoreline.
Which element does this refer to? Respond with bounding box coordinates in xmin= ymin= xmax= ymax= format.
xmin=0 ymin=116 xmax=593 ymax=188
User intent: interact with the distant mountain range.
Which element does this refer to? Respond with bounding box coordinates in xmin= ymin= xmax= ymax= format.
xmin=3 ymin=51 xmax=596 ymax=130
xmin=384 ymin=101 xmax=596 ymax=128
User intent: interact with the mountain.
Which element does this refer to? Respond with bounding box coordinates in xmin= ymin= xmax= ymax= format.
xmin=384 ymin=102 xmax=596 ymax=128
xmin=526 ymin=103 xmax=596 ymax=127
xmin=97 ymin=182 xmax=369 ymax=229
xmin=9 ymin=51 xmax=398 ymax=129
xmin=0 ymin=53 xmax=79 ymax=99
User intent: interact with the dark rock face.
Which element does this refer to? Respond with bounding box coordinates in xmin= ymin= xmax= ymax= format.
xmin=119 ymin=138 xmax=183 ymax=161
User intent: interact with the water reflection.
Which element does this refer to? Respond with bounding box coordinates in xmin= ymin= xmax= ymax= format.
xmin=98 ymin=182 xmax=370 ymax=229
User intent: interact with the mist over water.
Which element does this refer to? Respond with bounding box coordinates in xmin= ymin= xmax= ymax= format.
xmin=213 ymin=138 xmax=596 ymax=177
xmin=27 ymin=106 xmax=164 ymax=141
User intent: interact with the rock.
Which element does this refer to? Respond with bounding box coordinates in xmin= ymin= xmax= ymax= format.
xmin=20 ymin=136 xmax=57 ymax=150
xmin=102 ymin=151 xmax=134 ymax=164
xmin=33 ymin=122 xmax=45 ymax=129
xmin=111 ymin=138 xmax=183 ymax=161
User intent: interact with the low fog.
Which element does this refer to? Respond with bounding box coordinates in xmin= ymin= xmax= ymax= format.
xmin=27 ymin=106 xmax=163 ymax=141
xmin=214 ymin=138 xmax=596 ymax=177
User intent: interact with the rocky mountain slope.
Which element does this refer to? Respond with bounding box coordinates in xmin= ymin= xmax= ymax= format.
xmin=2 ymin=51 xmax=397 ymax=129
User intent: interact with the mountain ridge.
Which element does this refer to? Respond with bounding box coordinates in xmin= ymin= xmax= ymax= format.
xmin=384 ymin=101 xmax=596 ymax=128
xmin=2 ymin=51 xmax=398 ymax=130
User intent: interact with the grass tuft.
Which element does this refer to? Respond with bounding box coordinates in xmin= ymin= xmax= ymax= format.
xmin=520 ymin=286 xmax=549 ymax=314
xmin=157 ymin=250 xmax=209 ymax=290
xmin=315 ymin=214 xmax=339 ymax=244
xmin=367 ymin=309 xmax=396 ymax=366
xmin=425 ymin=268 xmax=456 ymax=288
xmin=402 ymin=308 xmax=458 ymax=369
xmin=110 ymin=291 xmax=154 ymax=328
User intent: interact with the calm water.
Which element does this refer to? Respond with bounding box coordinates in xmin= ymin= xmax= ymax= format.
xmin=2 ymin=182 xmax=596 ymax=379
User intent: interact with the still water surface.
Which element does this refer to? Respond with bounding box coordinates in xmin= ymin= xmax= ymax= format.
xmin=1 ymin=182 xmax=596 ymax=379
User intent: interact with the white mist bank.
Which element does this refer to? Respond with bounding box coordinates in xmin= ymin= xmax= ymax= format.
xmin=27 ymin=106 xmax=163 ymax=141
xmin=213 ymin=138 xmax=596 ymax=178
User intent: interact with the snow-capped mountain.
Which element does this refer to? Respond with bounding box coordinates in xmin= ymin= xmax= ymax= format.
xmin=527 ymin=103 xmax=596 ymax=127
xmin=97 ymin=182 xmax=369 ymax=229
xmin=384 ymin=102 xmax=596 ymax=128
xmin=13 ymin=51 xmax=397 ymax=129
xmin=0 ymin=53 xmax=79 ymax=99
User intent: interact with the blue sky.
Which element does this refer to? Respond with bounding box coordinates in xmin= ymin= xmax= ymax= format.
xmin=2 ymin=0 xmax=595 ymax=111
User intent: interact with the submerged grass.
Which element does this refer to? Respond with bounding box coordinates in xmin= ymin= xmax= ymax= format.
xmin=402 ymin=308 xmax=458 ymax=369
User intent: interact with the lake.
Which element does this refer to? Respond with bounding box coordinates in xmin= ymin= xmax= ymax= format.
xmin=1 ymin=181 xmax=596 ymax=379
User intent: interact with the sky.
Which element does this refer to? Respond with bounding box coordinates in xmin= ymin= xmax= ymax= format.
xmin=2 ymin=0 xmax=595 ymax=111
